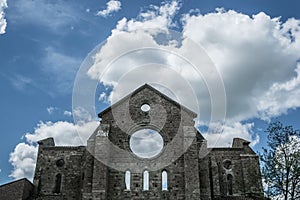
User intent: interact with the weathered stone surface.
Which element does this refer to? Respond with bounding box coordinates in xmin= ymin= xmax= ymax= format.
xmin=0 ymin=178 xmax=33 ymax=200
xmin=0 ymin=84 xmax=264 ymax=200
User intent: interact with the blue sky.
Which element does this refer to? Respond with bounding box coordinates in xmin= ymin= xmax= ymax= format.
xmin=1 ymin=0 xmax=300 ymax=185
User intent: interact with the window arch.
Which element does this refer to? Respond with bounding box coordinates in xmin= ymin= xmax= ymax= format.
xmin=227 ymin=174 xmax=233 ymax=195
xmin=143 ymin=170 xmax=149 ymax=190
xmin=162 ymin=170 xmax=168 ymax=191
xmin=37 ymin=178 xmax=42 ymax=193
xmin=53 ymin=173 xmax=62 ymax=193
xmin=125 ymin=170 xmax=131 ymax=190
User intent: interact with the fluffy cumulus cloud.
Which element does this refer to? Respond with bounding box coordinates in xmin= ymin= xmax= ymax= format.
xmin=111 ymin=0 xmax=179 ymax=34
xmin=9 ymin=143 xmax=37 ymax=181
xmin=257 ymin=63 xmax=300 ymax=120
xmin=0 ymin=0 xmax=7 ymax=34
xmin=97 ymin=0 xmax=121 ymax=17
xmin=203 ymin=122 xmax=259 ymax=147
xmin=25 ymin=121 xmax=98 ymax=146
xmin=88 ymin=1 xmax=189 ymax=101
xmin=9 ymin=120 xmax=99 ymax=180
xmin=182 ymin=10 xmax=300 ymax=122
xmin=87 ymin=2 xmax=300 ymax=146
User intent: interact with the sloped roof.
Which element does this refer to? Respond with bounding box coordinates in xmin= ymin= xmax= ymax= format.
xmin=0 ymin=178 xmax=33 ymax=188
xmin=98 ymin=84 xmax=197 ymax=118
xmin=0 ymin=178 xmax=33 ymax=200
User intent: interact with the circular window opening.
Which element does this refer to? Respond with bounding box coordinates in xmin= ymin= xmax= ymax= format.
xmin=223 ymin=160 xmax=232 ymax=169
xmin=141 ymin=104 xmax=150 ymax=112
xmin=130 ymin=129 xmax=163 ymax=158
xmin=56 ymin=159 xmax=65 ymax=167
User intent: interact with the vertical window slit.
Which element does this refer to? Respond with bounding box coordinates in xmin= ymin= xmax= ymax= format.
xmin=143 ymin=170 xmax=149 ymax=190
xmin=125 ymin=170 xmax=131 ymax=190
xmin=53 ymin=173 xmax=62 ymax=193
xmin=227 ymin=174 xmax=233 ymax=195
xmin=162 ymin=170 xmax=168 ymax=191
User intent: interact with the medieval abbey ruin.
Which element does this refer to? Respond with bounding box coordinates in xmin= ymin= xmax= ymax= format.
xmin=0 ymin=84 xmax=264 ymax=200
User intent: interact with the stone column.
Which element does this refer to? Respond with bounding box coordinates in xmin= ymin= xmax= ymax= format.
xmin=183 ymin=127 xmax=201 ymax=199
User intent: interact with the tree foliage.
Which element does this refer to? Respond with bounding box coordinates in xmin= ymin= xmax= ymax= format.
xmin=260 ymin=121 xmax=300 ymax=200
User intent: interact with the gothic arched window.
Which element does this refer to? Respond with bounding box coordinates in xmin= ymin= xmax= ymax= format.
xmin=162 ymin=170 xmax=168 ymax=191
xmin=125 ymin=170 xmax=131 ymax=190
xmin=53 ymin=173 xmax=62 ymax=193
xmin=143 ymin=170 xmax=149 ymax=190
xmin=227 ymin=174 xmax=233 ymax=195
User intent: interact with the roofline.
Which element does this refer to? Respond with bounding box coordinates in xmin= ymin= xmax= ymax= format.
xmin=98 ymin=84 xmax=197 ymax=118
xmin=0 ymin=178 xmax=33 ymax=188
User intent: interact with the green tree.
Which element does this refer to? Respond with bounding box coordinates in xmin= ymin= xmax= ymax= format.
xmin=260 ymin=121 xmax=300 ymax=200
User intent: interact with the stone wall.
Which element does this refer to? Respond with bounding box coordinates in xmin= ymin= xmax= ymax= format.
xmin=33 ymin=138 xmax=86 ymax=200
xmin=203 ymin=144 xmax=263 ymax=199
xmin=0 ymin=178 xmax=33 ymax=200
xmin=91 ymin=85 xmax=201 ymax=199
xmin=7 ymin=84 xmax=265 ymax=200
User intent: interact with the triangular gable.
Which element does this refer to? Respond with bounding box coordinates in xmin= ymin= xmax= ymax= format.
xmin=98 ymin=84 xmax=197 ymax=118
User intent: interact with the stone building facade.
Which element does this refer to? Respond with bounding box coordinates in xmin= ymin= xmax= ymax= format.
xmin=0 ymin=178 xmax=34 ymax=200
xmin=1 ymin=84 xmax=264 ymax=199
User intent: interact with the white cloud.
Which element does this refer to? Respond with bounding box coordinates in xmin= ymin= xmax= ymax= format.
xmin=97 ymin=0 xmax=121 ymax=17
xmin=25 ymin=121 xmax=98 ymax=146
xmin=88 ymin=6 xmax=300 ymax=139
xmin=203 ymin=122 xmax=259 ymax=147
xmin=63 ymin=110 xmax=72 ymax=116
xmin=0 ymin=0 xmax=7 ymax=34
xmin=73 ymin=107 xmax=96 ymax=124
xmin=47 ymin=107 xmax=73 ymax=116
xmin=9 ymin=120 xmax=99 ymax=180
xmin=46 ymin=107 xmax=55 ymax=115
xmin=98 ymin=92 xmax=109 ymax=104
xmin=9 ymin=143 xmax=37 ymax=181
xmin=111 ymin=0 xmax=179 ymax=35
xmin=87 ymin=1 xmax=184 ymax=94
xmin=257 ymin=64 xmax=300 ymax=120
xmin=182 ymin=10 xmax=300 ymax=122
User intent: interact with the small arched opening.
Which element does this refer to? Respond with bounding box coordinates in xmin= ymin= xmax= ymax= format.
xmin=143 ymin=170 xmax=149 ymax=190
xmin=227 ymin=174 xmax=233 ymax=195
xmin=162 ymin=170 xmax=168 ymax=191
xmin=53 ymin=173 xmax=62 ymax=193
xmin=125 ymin=170 xmax=131 ymax=190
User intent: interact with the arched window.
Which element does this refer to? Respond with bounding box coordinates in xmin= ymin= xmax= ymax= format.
xmin=227 ymin=174 xmax=233 ymax=195
xmin=143 ymin=170 xmax=149 ymax=190
xmin=125 ymin=170 xmax=131 ymax=190
xmin=53 ymin=173 xmax=62 ymax=193
xmin=37 ymin=178 xmax=42 ymax=193
xmin=162 ymin=170 xmax=168 ymax=191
